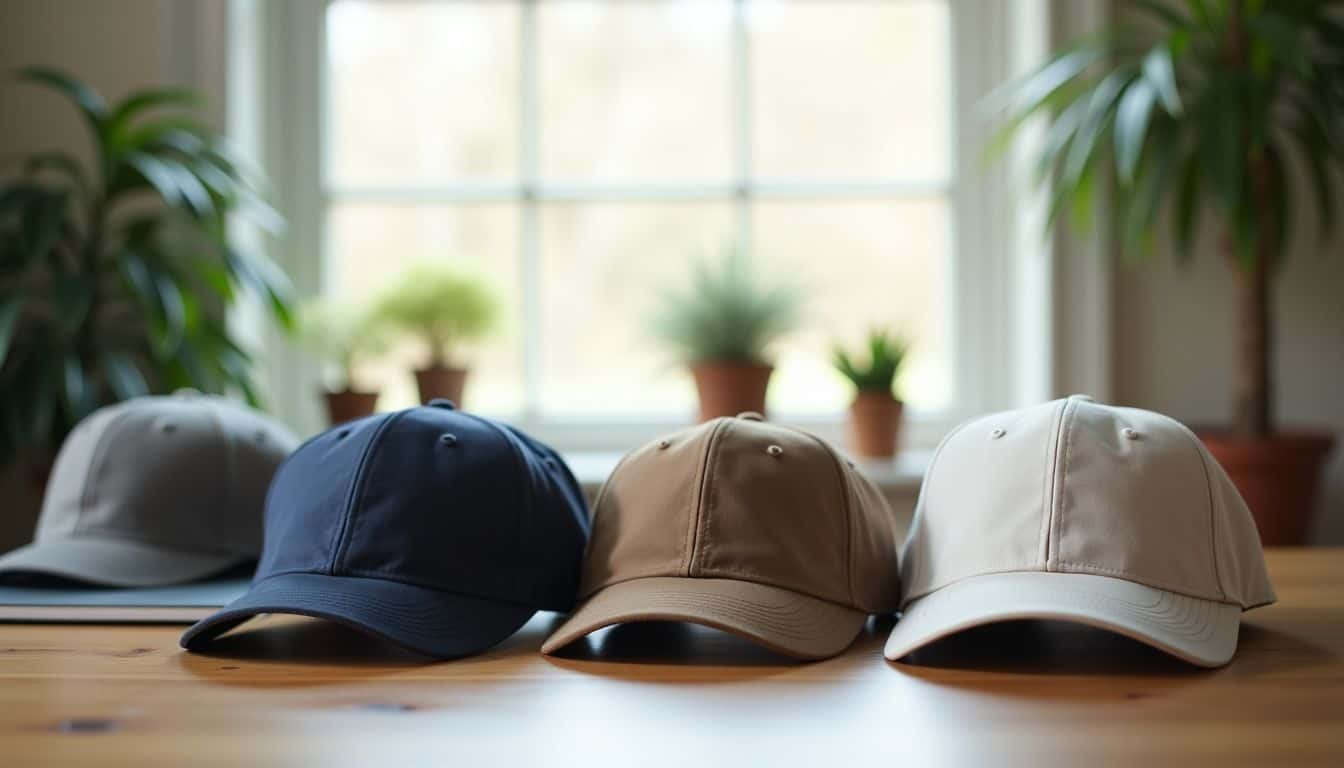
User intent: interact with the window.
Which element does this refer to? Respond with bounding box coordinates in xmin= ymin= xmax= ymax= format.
xmin=320 ymin=0 xmax=953 ymax=423
xmin=250 ymin=0 xmax=1036 ymax=449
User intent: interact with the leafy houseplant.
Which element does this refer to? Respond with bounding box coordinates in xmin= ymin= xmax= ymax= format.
xmin=834 ymin=329 xmax=909 ymax=459
xmin=995 ymin=0 xmax=1341 ymax=543
xmin=649 ymin=245 xmax=802 ymax=421
xmin=373 ymin=264 xmax=498 ymax=408
xmin=0 ymin=69 xmax=293 ymax=469
xmin=296 ymin=299 xmax=386 ymax=425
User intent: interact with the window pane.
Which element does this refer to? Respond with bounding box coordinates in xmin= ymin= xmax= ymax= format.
xmin=539 ymin=1 xmax=732 ymax=182
xmin=326 ymin=203 xmax=523 ymax=414
xmin=326 ymin=1 xmax=518 ymax=184
xmin=749 ymin=0 xmax=950 ymax=181
xmin=753 ymin=199 xmax=952 ymax=413
xmin=538 ymin=202 xmax=735 ymax=415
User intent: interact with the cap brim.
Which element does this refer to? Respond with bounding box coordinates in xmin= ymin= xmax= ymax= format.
xmin=0 ymin=537 xmax=246 ymax=587
xmin=180 ymin=572 xmax=536 ymax=659
xmin=885 ymin=571 xmax=1243 ymax=668
xmin=540 ymin=577 xmax=868 ymax=661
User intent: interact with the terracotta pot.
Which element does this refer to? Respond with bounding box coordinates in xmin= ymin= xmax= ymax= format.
xmin=323 ymin=389 xmax=380 ymax=426
xmin=848 ymin=392 xmax=904 ymax=459
xmin=690 ymin=362 xmax=773 ymax=422
xmin=414 ymin=365 xmax=468 ymax=407
xmin=1199 ymin=429 xmax=1334 ymax=546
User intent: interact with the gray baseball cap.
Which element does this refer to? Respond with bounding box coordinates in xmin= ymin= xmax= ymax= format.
xmin=0 ymin=392 xmax=298 ymax=586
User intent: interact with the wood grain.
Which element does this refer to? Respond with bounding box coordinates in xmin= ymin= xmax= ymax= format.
xmin=1 ymin=548 xmax=1341 ymax=767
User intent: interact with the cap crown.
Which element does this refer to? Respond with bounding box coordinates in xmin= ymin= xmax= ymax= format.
xmin=37 ymin=393 xmax=297 ymax=557
xmin=901 ymin=397 xmax=1275 ymax=609
xmin=581 ymin=415 xmax=901 ymax=612
xmin=257 ymin=404 xmax=589 ymax=611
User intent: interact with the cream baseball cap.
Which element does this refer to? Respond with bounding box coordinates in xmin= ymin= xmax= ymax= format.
xmin=886 ymin=395 xmax=1275 ymax=667
xmin=541 ymin=412 xmax=902 ymax=660
xmin=0 ymin=392 xmax=298 ymax=586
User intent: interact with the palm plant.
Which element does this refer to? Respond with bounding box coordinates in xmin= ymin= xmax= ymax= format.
xmin=993 ymin=0 xmax=1344 ymax=437
xmin=372 ymin=264 xmax=499 ymax=370
xmin=0 ymin=69 xmax=293 ymax=465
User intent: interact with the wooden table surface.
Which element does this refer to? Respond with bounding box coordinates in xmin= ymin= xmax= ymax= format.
xmin=1 ymin=548 xmax=1341 ymax=767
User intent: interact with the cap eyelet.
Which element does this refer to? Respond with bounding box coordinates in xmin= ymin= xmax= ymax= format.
xmin=990 ymin=428 xmax=1006 ymax=439
xmin=1122 ymin=427 xmax=1139 ymax=440
xmin=766 ymin=444 xmax=784 ymax=457
xmin=337 ymin=428 xmax=351 ymax=439
xmin=161 ymin=423 xmax=177 ymax=434
xmin=439 ymin=433 xmax=458 ymax=446
xmin=656 ymin=439 xmax=671 ymax=450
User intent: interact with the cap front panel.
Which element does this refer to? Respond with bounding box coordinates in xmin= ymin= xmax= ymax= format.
xmin=901 ymin=401 xmax=1061 ymax=605
xmin=1052 ymin=404 xmax=1222 ymax=601
xmin=34 ymin=404 xmax=124 ymax=540
xmin=579 ymin=424 xmax=708 ymax=597
xmin=693 ymin=421 xmax=850 ymax=606
xmin=255 ymin=415 xmax=377 ymax=578
xmin=75 ymin=403 xmax=234 ymax=554
xmin=337 ymin=409 xmax=524 ymax=603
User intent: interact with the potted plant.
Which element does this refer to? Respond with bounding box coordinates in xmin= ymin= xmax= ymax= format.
xmin=995 ymin=1 xmax=1340 ymax=543
xmin=0 ymin=69 xmax=293 ymax=472
xmin=296 ymin=299 xmax=386 ymax=425
xmin=649 ymin=245 xmax=802 ymax=421
xmin=373 ymin=264 xmax=498 ymax=408
xmin=834 ymin=329 xmax=909 ymax=459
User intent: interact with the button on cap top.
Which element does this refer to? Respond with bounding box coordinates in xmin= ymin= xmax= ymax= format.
xmin=736 ymin=411 xmax=764 ymax=421
xmin=428 ymin=399 xmax=457 ymax=410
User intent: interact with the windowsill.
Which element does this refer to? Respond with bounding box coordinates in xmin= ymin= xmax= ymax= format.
xmin=563 ymin=449 xmax=930 ymax=500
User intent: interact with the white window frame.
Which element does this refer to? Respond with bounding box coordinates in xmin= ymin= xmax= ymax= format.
xmin=237 ymin=0 xmax=1072 ymax=451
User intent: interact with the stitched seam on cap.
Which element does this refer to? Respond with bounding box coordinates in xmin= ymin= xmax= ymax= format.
xmin=1037 ymin=400 xmax=1064 ymax=565
xmin=60 ymin=527 xmax=249 ymax=558
xmin=73 ymin=409 xmax=136 ymax=538
xmin=328 ymin=410 xmax=405 ymax=575
xmin=1050 ymin=560 xmax=1229 ymax=601
xmin=1047 ymin=399 xmax=1077 ymax=570
xmin=467 ymin=415 xmax=533 ymax=602
xmin=690 ymin=419 xmax=729 ymax=577
xmin=1177 ymin=422 xmax=1227 ymax=603
xmin=901 ymin=417 xmax=975 ymax=608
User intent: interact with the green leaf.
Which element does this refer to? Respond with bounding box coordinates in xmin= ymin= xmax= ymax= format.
xmin=994 ymin=45 xmax=1108 ymax=118
xmin=226 ymin=248 xmax=296 ymax=331
xmin=1034 ymin=95 xmax=1091 ymax=184
xmin=23 ymin=151 xmax=89 ymax=196
xmin=61 ymin=354 xmax=93 ymax=421
xmin=18 ymin=68 xmax=109 ymax=126
xmin=125 ymin=151 xmax=214 ymax=218
xmin=105 ymin=87 xmax=198 ymax=144
xmin=1141 ymin=44 xmax=1184 ymax=116
xmin=1114 ymin=79 xmax=1158 ymax=184
xmin=100 ymin=351 xmax=149 ymax=400
xmin=0 ymin=297 xmax=23 ymax=368
xmin=52 ymin=275 xmax=93 ymax=336
xmin=1064 ymin=70 xmax=1132 ymax=186
xmin=1199 ymin=78 xmax=1244 ymax=212
xmin=154 ymin=272 xmax=187 ymax=350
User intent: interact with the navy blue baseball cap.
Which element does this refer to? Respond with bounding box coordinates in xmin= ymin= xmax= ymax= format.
xmin=180 ymin=400 xmax=590 ymax=658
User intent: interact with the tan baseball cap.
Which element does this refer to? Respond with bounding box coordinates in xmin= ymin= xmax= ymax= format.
xmin=886 ymin=395 xmax=1275 ymax=667
xmin=541 ymin=412 xmax=902 ymax=660
xmin=0 ymin=392 xmax=298 ymax=586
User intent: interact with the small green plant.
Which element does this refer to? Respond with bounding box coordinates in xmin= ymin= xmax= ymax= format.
xmin=648 ymin=245 xmax=802 ymax=365
xmin=373 ymin=264 xmax=499 ymax=369
xmin=0 ymin=69 xmax=292 ymax=465
xmin=296 ymin=299 xmax=385 ymax=392
xmin=833 ymin=328 xmax=909 ymax=397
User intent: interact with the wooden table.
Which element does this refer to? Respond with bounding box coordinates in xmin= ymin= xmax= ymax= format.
xmin=1 ymin=548 xmax=1341 ymax=767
